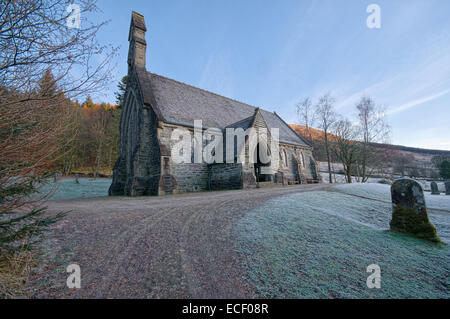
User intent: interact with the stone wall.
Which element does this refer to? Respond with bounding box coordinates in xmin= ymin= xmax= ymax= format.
xmin=131 ymin=106 xmax=161 ymax=196
xmin=172 ymin=163 xmax=209 ymax=193
xmin=275 ymin=145 xmax=317 ymax=184
xmin=159 ymin=124 xmax=210 ymax=193
xmin=158 ymin=124 xmax=245 ymax=193
xmin=109 ymin=67 xmax=161 ymax=197
xmin=209 ymin=163 xmax=243 ymax=190
xmin=112 ymin=99 xmax=319 ymax=197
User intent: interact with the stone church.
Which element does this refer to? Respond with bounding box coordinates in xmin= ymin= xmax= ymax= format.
xmin=109 ymin=12 xmax=320 ymax=196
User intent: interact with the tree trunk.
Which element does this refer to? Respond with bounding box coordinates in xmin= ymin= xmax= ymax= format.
xmin=324 ymin=130 xmax=332 ymax=184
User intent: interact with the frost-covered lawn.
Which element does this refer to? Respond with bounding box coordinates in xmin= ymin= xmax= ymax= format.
xmin=334 ymin=183 xmax=450 ymax=212
xmin=319 ymin=172 xmax=447 ymax=192
xmin=39 ymin=178 xmax=112 ymax=200
xmin=233 ymin=189 xmax=450 ymax=298
xmin=319 ymin=173 xmax=383 ymax=184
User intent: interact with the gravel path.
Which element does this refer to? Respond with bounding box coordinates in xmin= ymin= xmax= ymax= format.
xmin=28 ymin=184 xmax=329 ymax=298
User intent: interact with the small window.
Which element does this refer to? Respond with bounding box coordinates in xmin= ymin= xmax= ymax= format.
xmin=283 ymin=150 xmax=288 ymax=167
xmin=163 ymin=157 xmax=170 ymax=173
xmin=301 ymin=152 xmax=306 ymax=168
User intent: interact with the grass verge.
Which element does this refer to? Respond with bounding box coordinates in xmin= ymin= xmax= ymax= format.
xmin=0 ymin=248 xmax=33 ymax=298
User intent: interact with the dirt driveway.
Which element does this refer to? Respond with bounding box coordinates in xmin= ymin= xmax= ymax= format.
xmin=28 ymin=184 xmax=329 ymax=299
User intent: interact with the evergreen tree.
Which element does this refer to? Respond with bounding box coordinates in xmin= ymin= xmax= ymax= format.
xmin=440 ymin=160 xmax=450 ymax=180
xmin=84 ymin=95 xmax=95 ymax=108
xmin=37 ymin=69 xmax=57 ymax=97
xmin=0 ymin=88 xmax=66 ymax=254
xmin=114 ymin=76 xmax=128 ymax=109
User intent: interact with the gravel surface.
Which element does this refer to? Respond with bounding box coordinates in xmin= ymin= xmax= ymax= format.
xmin=27 ymin=184 xmax=328 ymax=299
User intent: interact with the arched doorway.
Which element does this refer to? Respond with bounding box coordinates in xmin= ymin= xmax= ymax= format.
xmin=291 ymin=156 xmax=301 ymax=184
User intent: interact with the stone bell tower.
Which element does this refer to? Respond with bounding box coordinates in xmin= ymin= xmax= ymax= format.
xmin=128 ymin=11 xmax=147 ymax=70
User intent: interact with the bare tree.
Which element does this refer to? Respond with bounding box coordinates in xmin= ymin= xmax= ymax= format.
xmin=84 ymin=105 xmax=114 ymax=179
xmin=0 ymin=0 xmax=115 ymax=254
xmin=0 ymin=0 xmax=116 ymax=101
xmin=315 ymin=94 xmax=338 ymax=183
xmin=296 ymin=97 xmax=316 ymax=144
xmin=332 ymin=119 xmax=359 ymax=183
xmin=431 ymin=155 xmax=450 ymax=171
xmin=355 ymin=96 xmax=390 ymax=182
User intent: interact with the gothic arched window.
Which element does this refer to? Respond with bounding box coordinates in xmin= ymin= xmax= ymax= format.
xmin=283 ymin=150 xmax=288 ymax=167
xmin=191 ymin=137 xmax=196 ymax=164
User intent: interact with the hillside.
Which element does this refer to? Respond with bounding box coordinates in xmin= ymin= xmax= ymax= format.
xmin=290 ymin=124 xmax=337 ymax=144
xmin=290 ymin=124 xmax=450 ymax=155
xmin=290 ymin=124 xmax=450 ymax=179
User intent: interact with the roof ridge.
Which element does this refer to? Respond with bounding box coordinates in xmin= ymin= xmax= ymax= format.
xmin=250 ymin=107 xmax=270 ymax=129
xmin=225 ymin=115 xmax=254 ymax=128
xmin=273 ymin=111 xmax=312 ymax=148
xmin=143 ymin=72 xmax=310 ymax=147
xmin=149 ymin=72 xmax=259 ymax=111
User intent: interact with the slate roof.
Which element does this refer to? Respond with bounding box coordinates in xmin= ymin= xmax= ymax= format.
xmin=137 ymin=71 xmax=310 ymax=147
xmin=225 ymin=115 xmax=255 ymax=130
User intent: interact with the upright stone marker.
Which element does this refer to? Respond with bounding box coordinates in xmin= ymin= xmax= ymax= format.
xmin=390 ymin=178 xmax=441 ymax=243
xmin=445 ymin=181 xmax=450 ymax=195
xmin=430 ymin=181 xmax=439 ymax=195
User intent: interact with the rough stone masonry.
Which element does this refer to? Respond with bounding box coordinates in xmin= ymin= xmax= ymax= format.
xmin=109 ymin=11 xmax=321 ymax=197
xmin=390 ymin=178 xmax=441 ymax=243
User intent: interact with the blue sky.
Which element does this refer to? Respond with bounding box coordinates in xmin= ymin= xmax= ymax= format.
xmin=93 ymin=0 xmax=450 ymax=150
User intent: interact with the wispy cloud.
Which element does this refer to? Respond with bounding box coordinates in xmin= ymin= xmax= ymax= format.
xmin=387 ymin=88 xmax=450 ymax=116
xmin=333 ymin=39 xmax=450 ymax=117
xmin=198 ymin=52 xmax=235 ymax=98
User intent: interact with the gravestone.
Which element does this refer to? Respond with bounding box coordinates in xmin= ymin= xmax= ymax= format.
xmin=445 ymin=181 xmax=450 ymax=195
xmin=53 ymin=172 xmax=62 ymax=183
xmin=430 ymin=181 xmax=440 ymax=195
xmin=390 ymin=178 xmax=441 ymax=243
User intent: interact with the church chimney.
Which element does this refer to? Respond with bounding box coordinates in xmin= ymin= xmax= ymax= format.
xmin=128 ymin=11 xmax=147 ymax=70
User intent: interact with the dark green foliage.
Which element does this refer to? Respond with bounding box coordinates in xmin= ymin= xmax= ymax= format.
xmin=0 ymin=77 xmax=66 ymax=254
xmin=0 ymin=185 xmax=65 ymax=254
xmin=114 ymin=76 xmax=128 ymax=109
xmin=440 ymin=160 xmax=450 ymax=180
xmin=0 ymin=0 xmax=115 ymax=277
xmin=0 ymin=172 xmax=65 ymax=254
xmin=84 ymin=95 xmax=95 ymax=108
xmin=0 ymin=208 xmax=65 ymax=253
